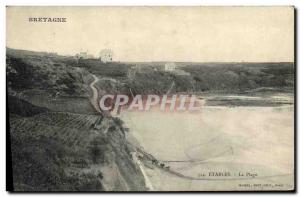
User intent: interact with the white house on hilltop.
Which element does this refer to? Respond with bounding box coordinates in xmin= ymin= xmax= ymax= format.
xmin=99 ymin=49 xmax=113 ymax=63
xmin=164 ymin=62 xmax=176 ymax=71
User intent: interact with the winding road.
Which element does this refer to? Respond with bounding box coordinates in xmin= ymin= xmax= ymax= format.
xmin=90 ymin=74 xmax=101 ymax=113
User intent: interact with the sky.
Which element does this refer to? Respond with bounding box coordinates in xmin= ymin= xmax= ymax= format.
xmin=6 ymin=6 xmax=294 ymax=62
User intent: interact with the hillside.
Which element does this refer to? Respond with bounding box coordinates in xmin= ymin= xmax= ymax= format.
xmin=78 ymin=58 xmax=294 ymax=95
xmin=7 ymin=49 xmax=148 ymax=191
xmin=6 ymin=48 xmax=295 ymax=191
xmin=10 ymin=107 xmax=146 ymax=191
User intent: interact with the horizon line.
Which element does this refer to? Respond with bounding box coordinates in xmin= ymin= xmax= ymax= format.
xmin=6 ymin=47 xmax=294 ymax=64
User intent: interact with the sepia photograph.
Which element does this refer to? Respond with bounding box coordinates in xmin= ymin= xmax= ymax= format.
xmin=6 ymin=6 xmax=295 ymax=192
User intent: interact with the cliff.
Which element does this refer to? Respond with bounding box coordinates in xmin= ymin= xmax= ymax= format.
xmin=7 ymin=49 xmax=148 ymax=191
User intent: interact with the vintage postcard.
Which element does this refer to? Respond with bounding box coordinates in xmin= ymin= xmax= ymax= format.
xmin=6 ymin=6 xmax=294 ymax=191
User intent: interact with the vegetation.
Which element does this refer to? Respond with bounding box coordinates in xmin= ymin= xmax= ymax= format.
xmin=182 ymin=63 xmax=294 ymax=93
xmin=9 ymin=98 xmax=106 ymax=191
xmin=7 ymin=48 xmax=147 ymax=191
xmin=11 ymin=129 xmax=104 ymax=191
xmin=7 ymin=49 xmax=89 ymax=96
xmin=87 ymin=61 xmax=294 ymax=95
xmin=7 ymin=48 xmax=294 ymax=191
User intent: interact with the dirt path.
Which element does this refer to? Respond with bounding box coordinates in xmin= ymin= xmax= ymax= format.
xmin=90 ymin=74 xmax=101 ymax=113
xmin=131 ymin=152 xmax=154 ymax=190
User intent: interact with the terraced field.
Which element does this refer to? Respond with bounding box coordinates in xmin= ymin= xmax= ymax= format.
xmin=10 ymin=112 xmax=105 ymax=148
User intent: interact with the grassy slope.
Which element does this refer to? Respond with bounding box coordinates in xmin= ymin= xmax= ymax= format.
xmin=7 ymin=49 xmax=147 ymax=191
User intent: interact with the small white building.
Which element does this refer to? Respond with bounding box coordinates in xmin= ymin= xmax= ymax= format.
xmin=99 ymin=49 xmax=113 ymax=63
xmin=164 ymin=62 xmax=176 ymax=71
